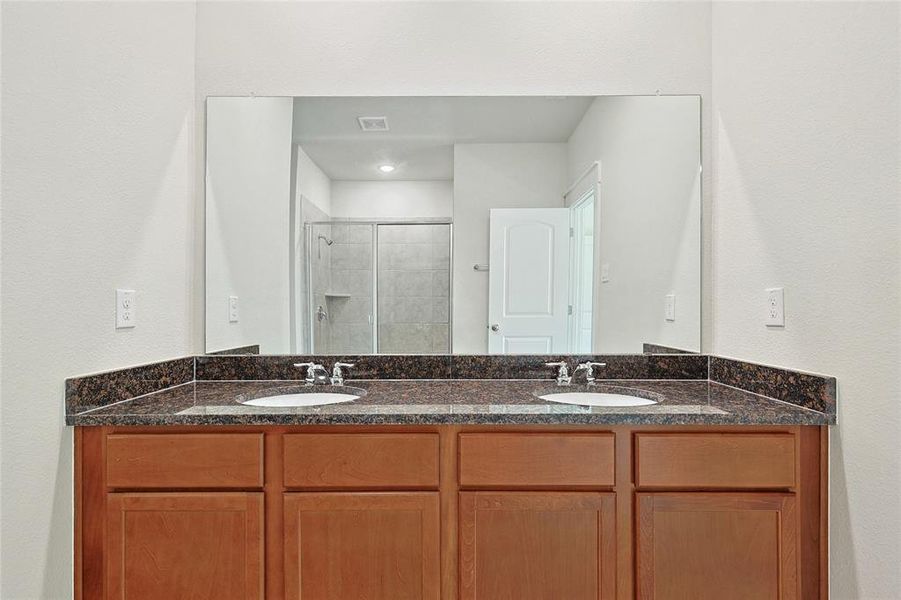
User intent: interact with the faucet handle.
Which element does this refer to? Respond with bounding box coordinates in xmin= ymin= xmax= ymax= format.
xmin=294 ymin=362 xmax=325 ymax=383
xmin=545 ymin=361 xmax=571 ymax=385
xmin=331 ymin=362 xmax=355 ymax=385
xmin=575 ymin=361 xmax=606 ymax=383
xmin=576 ymin=361 xmax=606 ymax=369
xmin=294 ymin=361 xmax=324 ymax=371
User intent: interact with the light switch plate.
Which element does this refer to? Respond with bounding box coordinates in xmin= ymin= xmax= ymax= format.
xmin=228 ymin=295 xmax=239 ymax=323
xmin=664 ymin=294 xmax=676 ymax=321
xmin=765 ymin=287 xmax=784 ymax=327
xmin=116 ymin=289 xmax=136 ymax=329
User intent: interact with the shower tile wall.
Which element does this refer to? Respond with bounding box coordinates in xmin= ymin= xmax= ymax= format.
xmin=309 ymin=222 xmax=333 ymax=354
xmin=377 ymin=224 xmax=451 ymax=354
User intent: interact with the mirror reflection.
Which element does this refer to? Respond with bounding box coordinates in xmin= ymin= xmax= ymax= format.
xmin=205 ymin=96 xmax=701 ymax=355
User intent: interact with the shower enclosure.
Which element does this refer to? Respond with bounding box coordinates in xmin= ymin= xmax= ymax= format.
xmin=302 ymin=221 xmax=452 ymax=354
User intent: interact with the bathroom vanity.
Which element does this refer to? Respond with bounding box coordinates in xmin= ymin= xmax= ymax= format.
xmin=77 ymin=425 xmax=824 ymax=600
xmin=69 ymin=354 xmax=834 ymax=600
xmin=69 ymin=94 xmax=834 ymax=599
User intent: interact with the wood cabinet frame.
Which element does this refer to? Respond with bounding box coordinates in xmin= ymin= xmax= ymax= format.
xmin=636 ymin=492 xmax=799 ymax=599
xmin=459 ymin=491 xmax=617 ymax=599
xmin=105 ymin=492 xmax=264 ymax=599
xmin=75 ymin=424 xmax=828 ymax=600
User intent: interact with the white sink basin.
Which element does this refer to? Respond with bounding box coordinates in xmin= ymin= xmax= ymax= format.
xmin=239 ymin=386 xmax=364 ymax=408
xmin=242 ymin=392 xmax=358 ymax=407
xmin=538 ymin=391 xmax=658 ymax=407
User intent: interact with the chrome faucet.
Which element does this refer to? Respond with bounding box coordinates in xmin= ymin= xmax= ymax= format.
xmin=330 ymin=362 xmax=355 ymax=386
xmin=545 ymin=361 xmax=572 ymax=386
xmin=574 ymin=361 xmax=606 ymax=384
xmin=294 ymin=362 xmax=329 ymax=385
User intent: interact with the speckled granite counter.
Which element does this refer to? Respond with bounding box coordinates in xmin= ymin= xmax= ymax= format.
xmin=67 ymin=377 xmax=833 ymax=426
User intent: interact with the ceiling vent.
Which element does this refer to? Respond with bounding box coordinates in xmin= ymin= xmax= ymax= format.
xmin=357 ymin=116 xmax=389 ymax=132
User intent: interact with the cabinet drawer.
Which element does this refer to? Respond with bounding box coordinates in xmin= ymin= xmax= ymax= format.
xmin=106 ymin=433 xmax=264 ymax=489
xmin=635 ymin=433 xmax=796 ymax=489
xmin=283 ymin=433 xmax=440 ymax=489
xmin=458 ymin=433 xmax=615 ymax=488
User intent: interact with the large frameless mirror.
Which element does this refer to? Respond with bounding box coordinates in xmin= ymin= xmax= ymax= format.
xmin=205 ymin=95 xmax=701 ymax=355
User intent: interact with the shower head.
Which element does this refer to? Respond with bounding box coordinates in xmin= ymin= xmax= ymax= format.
xmin=317 ymin=234 xmax=334 ymax=246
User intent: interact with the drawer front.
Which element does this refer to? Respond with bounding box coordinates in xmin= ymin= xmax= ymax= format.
xmin=635 ymin=433 xmax=796 ymax=489
xmin=106 ymin=433 xmax=264 ymax=489
xmin=283 ymin=433 xmax=440 ymax=489
xmin=458 ymin=433 xmax=615 ymax=488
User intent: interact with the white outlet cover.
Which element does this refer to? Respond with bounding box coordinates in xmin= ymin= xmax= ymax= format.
xmin=765 ymin=287 xmax=785 ymax=327
xmin=116 ymin=289 xmax=136 ymax=329
xmin=665 ymin=294 xmax=676 ymax=321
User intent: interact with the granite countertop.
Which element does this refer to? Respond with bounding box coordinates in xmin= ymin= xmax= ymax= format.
xmin=66 ymin=378 xmax=833 ymax=426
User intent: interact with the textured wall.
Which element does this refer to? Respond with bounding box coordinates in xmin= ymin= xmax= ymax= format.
xmin=710 ymin=3 xmax=901 ymax=597
xmin=0 ymin=2 xmax=196 ymax=598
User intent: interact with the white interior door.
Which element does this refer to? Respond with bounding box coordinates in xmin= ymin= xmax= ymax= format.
xmin=488 ymin=208 xmax=570 ymax=354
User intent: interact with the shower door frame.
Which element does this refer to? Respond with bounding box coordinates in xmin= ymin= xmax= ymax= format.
xmin=304 ymin=218 xmax=454 ymax=355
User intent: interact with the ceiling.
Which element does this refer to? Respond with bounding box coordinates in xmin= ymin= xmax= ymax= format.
xmin=292 ymin=96 xmax=594 ymax=181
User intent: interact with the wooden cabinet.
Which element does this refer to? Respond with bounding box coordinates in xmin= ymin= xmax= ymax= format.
xmin=76 ymin=426 xmax=825 ymax=600
xmin=636 ymin=493 xmax=799 ymax=600
xmin=283 ymin=492 xmax=441 ymax=600
xmin=458 ymin=433 xmax=615 ymax=488
xmin=459 ymin=492 xmax=616 ymax=600
xmin=634 ymin=433 xmax=796 ymax=489
xmin=105 ymin=492 xmax=263 ymax=600
xmin=106 ymin=433 xmax=264 ymax=489
xmin=283 ymin=433 xmax=439 ymax=489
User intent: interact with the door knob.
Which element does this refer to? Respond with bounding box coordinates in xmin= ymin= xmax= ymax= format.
xmin=490 ymin=324 xmax=500 ymax=332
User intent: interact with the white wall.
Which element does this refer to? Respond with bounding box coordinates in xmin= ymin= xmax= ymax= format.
xmin=710 ymin=3 xmax=900 ymax=598
xmin=205 ymin=97 xmax=294 ymax=354
xmin=291 ymin=148 xmax=332 ymax=353
xmin=453 ymin=143 xmax=567 ymax=353
xmin=295 ymin=145 xmax=331 ymax=216
xmin=331 ymin=180 xmax=452 ymax=220
xmin=567 ymin=96 xmax=701 ymax=353
xmin=0 ymin=3 xmax=196 ymax=598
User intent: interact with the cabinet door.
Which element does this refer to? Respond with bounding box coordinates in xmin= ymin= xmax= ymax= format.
xmin=106 ymin=492 xmax=263 ymax=600
xmin=459 ymin=492 xmax=616 ymax=600
xmin=284 ymin=492 xmax=440 ymax=600
xmin=637 ymin=493 xmax=799 ymax=600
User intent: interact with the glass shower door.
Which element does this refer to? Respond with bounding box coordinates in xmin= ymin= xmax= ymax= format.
xmin=376 ymin=224 xmax=451 ymax=354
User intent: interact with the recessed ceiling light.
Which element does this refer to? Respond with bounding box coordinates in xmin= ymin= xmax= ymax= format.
xmin=378 ymin=164 xmax=396 ymax=173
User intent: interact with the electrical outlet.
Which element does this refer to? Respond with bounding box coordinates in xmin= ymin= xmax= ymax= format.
xmin=116 ymin=289 xmax=136 ymax=329
xmin=228 ymin=295 xmax=239 ymax=323
xmin=600 ymin=263 xmax=610 ymax=283
xmin=765 ymin=287 xmax=784 ymax=327
xmin=665 ymin=294 xmax=676 ymax=321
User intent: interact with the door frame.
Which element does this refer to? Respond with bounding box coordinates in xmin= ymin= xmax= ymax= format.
xmin=567 ymin=189 xmax=596 ymax=353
